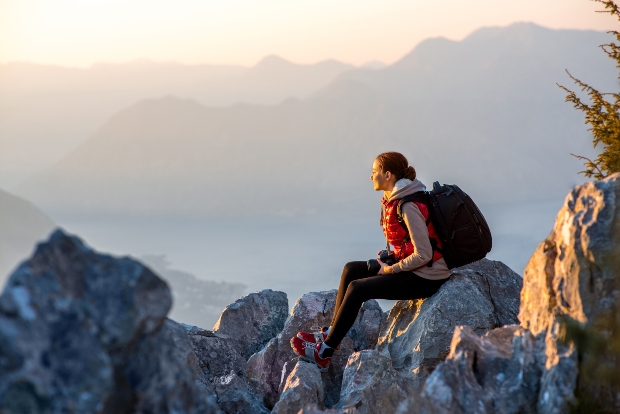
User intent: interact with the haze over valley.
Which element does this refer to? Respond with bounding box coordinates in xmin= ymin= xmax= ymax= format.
xmin=2 ymin=22 xmax=615 ymax=316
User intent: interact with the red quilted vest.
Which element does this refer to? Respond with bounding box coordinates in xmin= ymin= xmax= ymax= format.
xmin=381 ymin=197 xmax=443 ymax=264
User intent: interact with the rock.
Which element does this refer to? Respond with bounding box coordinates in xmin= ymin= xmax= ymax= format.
xmin=181 ymin=322 xmax=214 ymax=336
xmin=275 ymin=338 xmax=356 ymax=409
xmin=335 ymin=350 xmax=414 ymax=414
xmin=246 ymin=290 xmax=379 ymax=409
xmin=120 ymin=319 xmax=222 ymax=414
xmin=188 ymin=331 xmax=246 ymax=381
xmin=348 ymin=300 xmax=386 ymax=351
xmin=377 ymin=258 xmax=521 ymax=390
xmin=518 ymin=173 xmax=620 ymax=414
xmin=299 ymin=405 xmax=350 ymax=414
xmin=213 ymin=289 xmax=289 ymax=359
xmin=322 ymin=336 xmax=356 ymax=408
xmin=406 ymin=324 xmax=540 ymax=414
xmin=272 ymin=361 xmax=325 ymax=414
xmin=0 ymin=230 xmax=218 ymax=413
xmin=186 ymin=329 xmax=268 ymax=414
xmin=213 ymin=373 xmax=269 ymax=414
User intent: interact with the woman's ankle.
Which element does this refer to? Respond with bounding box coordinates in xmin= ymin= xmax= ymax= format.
xmin=319 ymin=342 xmax=335 ymax=358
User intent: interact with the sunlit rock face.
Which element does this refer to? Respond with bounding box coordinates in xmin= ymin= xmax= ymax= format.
xmin=377 ymin=259 xmax=522 ymax=390
xmin=272 ymin=361 xmax=325 ymax=414
xmin=213 ymin=289 xmax=288 ymax=360
xmin=0 ymin=230 xmax=219 ymax=413
xmin=520 ymin=173 xmax=620 ymax=414
xmin=400 ymin=173 xmax=620 ymax=414
xmin=336 ymin=350 xmax=415 ymax=413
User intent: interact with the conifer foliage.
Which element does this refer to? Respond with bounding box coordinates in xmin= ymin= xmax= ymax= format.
xmin=559 ymin=0 xmax=620 ymax=179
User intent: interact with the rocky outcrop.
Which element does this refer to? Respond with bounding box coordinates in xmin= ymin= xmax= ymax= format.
xmin=0 ymin=230 xmax=219 ymax=413
xmin=336 ymin=350 xmax=415 ymax=413
xmin=122 ymin=319 xmax=221 ymax=414
xmin=348 ymin=300 xmax=385 ymax=351
xmin=245 ymin=290 xmax=384 ymax=409
xmin=402 ymin=324 xmax=540 ymax=414
xmin=213 ymin=289 xmax=288 ymax=359
xmin=272 ymin=361 xmax=325 ymax=414
xmin=377 ymin=258 xmax=522 ymax=390
xmin=404 ymin=173 xmax=620 ymax=414
xmin=187 ymin=329 xmax=246 ymax=381
xmin=184 ymin=326 xmax=268 ymax=414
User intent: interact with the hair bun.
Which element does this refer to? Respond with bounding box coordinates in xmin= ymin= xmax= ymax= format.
xmin=403 ymin=165 xmax=417 ymax=180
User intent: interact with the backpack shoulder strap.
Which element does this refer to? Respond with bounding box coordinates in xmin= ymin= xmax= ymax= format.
xmin=396 ymin=191 xmax=430 ymax=226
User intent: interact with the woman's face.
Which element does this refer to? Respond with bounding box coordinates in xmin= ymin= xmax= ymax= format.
xmin=370 ymin=159 xmax=393 ymax=191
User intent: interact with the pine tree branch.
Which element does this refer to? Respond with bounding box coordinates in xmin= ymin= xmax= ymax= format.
xmin=571 ymin=153 xmax=607 ymax=179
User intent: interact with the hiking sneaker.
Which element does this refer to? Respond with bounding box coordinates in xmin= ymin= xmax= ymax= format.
xmin=290 ymin=336 xmax=332 ymax=372
xmin=296 ymin=327 xmax=340 ymax=350
xmin=296 ymin=326 xmax=328 ymax=343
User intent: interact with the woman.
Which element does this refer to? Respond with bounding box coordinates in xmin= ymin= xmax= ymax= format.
xmin=290 ymin=152 xmax=451 ymax=371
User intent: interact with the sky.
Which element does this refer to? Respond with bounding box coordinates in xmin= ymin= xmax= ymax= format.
xmin=0 ymin=0 xmax=614 ymax=67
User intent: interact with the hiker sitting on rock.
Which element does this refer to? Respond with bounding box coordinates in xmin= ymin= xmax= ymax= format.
xmin=291 ymin=151 xmax=451 ymax=371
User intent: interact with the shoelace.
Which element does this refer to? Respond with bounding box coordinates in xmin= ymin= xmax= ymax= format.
xmin=302 ymin=340 xmax=319 ymax=351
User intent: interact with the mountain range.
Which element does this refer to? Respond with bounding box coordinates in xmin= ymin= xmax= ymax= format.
xmin=0 ymin=56 xmax=355 ymax=188
xmin=0 ymin=189 xmax=55 ymax=282
xmin=12 ymin=23 xmax=618 ymax=217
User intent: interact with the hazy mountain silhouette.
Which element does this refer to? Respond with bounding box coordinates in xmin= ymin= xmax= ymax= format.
xmin=0 ymin=189 xmax=55 ymax=284
xmin=0 ymin=57 xmax=354 ymax=188
xmin=15 ymin=23 xmax=616 ymax=217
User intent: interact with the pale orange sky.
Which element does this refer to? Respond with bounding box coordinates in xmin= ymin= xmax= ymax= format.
xmin=0 ymin=0 xmax=614 ymax=67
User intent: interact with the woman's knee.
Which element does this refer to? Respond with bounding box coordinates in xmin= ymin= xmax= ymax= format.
xmin=340 ymin=261 xmax=360 ymax=284
xmin=345 ymin=279 xmax=370 ymax=302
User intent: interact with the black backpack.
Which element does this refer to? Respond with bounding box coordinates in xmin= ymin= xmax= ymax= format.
xmin=396 ymin=181 xmax=492 ymax=269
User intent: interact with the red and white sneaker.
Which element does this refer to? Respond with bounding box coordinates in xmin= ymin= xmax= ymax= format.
xmin=296 ymin=327 xmax=340 ymax=350
xmin=296 ymin=326 xmax=329 ymax=343
xmin=290 ymin=336 xmax=332 ymax=372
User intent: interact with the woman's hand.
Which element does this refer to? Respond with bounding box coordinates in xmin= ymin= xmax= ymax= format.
xmin=376 ymin=258 xmax=390 ymax=275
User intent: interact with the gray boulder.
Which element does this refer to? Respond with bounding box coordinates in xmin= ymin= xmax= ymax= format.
xmin=272 ymin=361 xmax=325 ymax=414
xmin=335 ymin=350 xmax=414 ymax=414
xmin=347 ymin=300 xmax=386 ymax=351
xmin=246 ymin=290 xmax=378 ymax=409
xmin=401 ymin=324 xmax=540 ymax=414
xmin=213 ymin=289 xmax=288 ymax=359
xmin=377 ymin=258 xmax=521 ymax=390
xmin=121 ymin=319 xmax=221 ymax=414
xmin=322 ymin=337 xmax=356 ymax=408
xmin=298 ymin=405 xmax=350 ymax=414
xmin=274 ymin=337 xmax=355 ymax=410
xmin=519 ymin=173 xmax=620 ymax=413
xmin=188 ymin=330 xmax=246 ymax=381
xmin=213 ymin=373 xmax=269 ymax=414
xmin=186 ymin=328 xmax=268 ymax=414
xmin=0 ymin=229 xmax=218 ymax=413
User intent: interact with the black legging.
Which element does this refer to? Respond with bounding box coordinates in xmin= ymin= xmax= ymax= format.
xmin=324 ymin=261 xmax=448 ymax=348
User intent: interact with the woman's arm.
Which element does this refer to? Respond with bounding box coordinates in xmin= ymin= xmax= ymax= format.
xmin=385 ymin=202 xmax=433 ymax=273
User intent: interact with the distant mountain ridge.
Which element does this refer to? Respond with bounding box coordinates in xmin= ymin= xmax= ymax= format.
xmin=0 ymin=189 xmax=55 ymax=284
xmin=14 ymin=23 xmax=617 ymax=217
xmin=0 ymin=56 xmax=355 ymax=188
